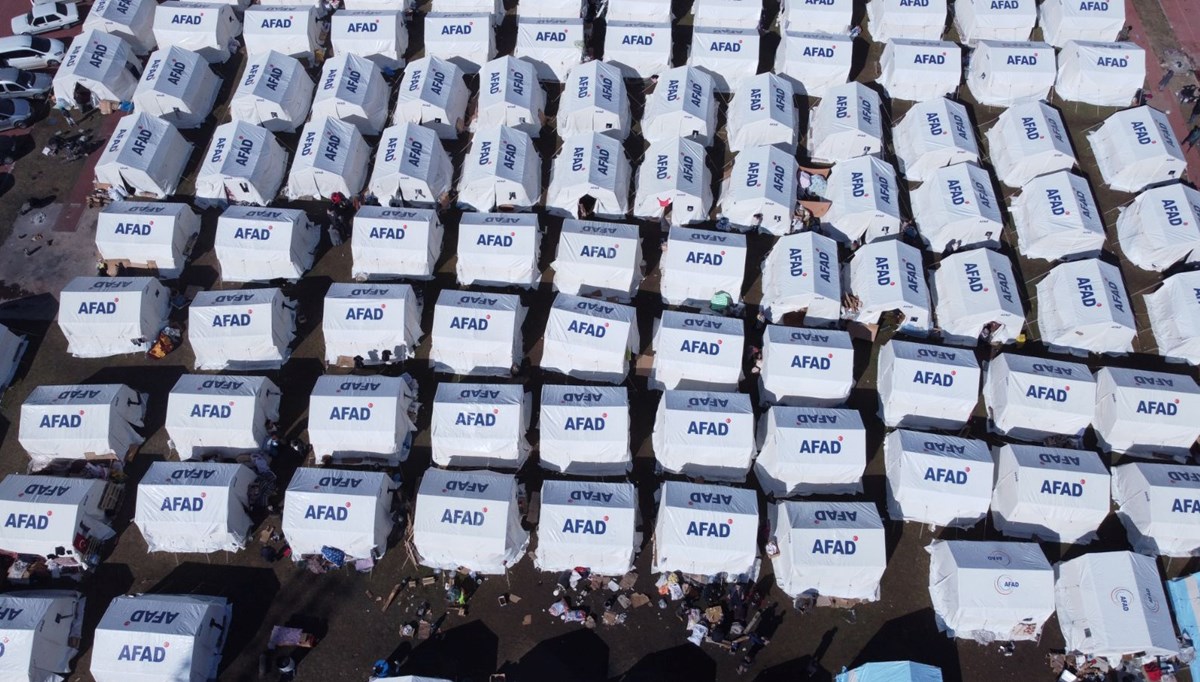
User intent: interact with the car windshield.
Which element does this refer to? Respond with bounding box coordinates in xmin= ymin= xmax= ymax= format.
xmin=29 ymin=37 xmax=52 ymax=53
xmin=16 ymin=72 xmax=34 ymax=87
xmin=0 ymin=100 xmax=14 ymax=117
xmin=55 ymin=2 xmax=69 ymax=12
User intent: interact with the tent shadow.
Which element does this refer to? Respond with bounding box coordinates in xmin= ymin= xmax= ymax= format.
xmin=614 ymin=643 xmax=717 ymax=682
xmin=500 ymin=629 xmax=610 ymax=681
xmin=753 ymin=655 xmax=835 ymax=682
xmin=72 ymin=561 xmax=135 ymax=668
xmin=398 ymin=619 xmax=500 ymax=680
xmin=847 ymin=608 xmax=962 ymax=682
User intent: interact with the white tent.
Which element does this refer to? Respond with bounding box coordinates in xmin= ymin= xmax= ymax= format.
xmin=986 ymin=100 xmax=1075 ymax=188
xmin=92 ymin=595 xmax=230 ymax=682
xmin=759 ymin=325 xmax=854 ymax=406
xmin=659 ymin=226 xmax=748 ymax=307
xmin=371 ymin=124 xmax=454 ymax=207
xmin=604 ymin=21 xmax=673 ymax=79
xmin=547 ymin=132 xmax=632 ymax=218
xmin=893 ymin=98 xmax=979 ymax=183
xmin=430 ymin=0 xmax=500 ymax=16
xmin=95 ymin=113 xmax=192 ymax=199
xmin=430 ymin=383 xmax=531 ymax=468
xmin=877 ymin=340 xmax=981 ymax=429
xmin=1010 ymin=171 xmax=1105 ymax=261
xmin=991 ymin=444 xmax=1111 ymax=543
xmin=559 ymin=61 xmax=631 ymax=140
xmin=652 ymin=390 xmax=756 ymax=481
xmin=1090 ymin=106 xmax=1185 ymax=194
xmin=650 ymin=310 xmax=744 ymax=391
xmin=927 ymin=540 xmax=1054 ymax=642
xmin=1093 ymin=366 xmax=1200 ymax=458
xmin=1112 ymin=461 xmax=1200 ymax=556
xmin=0 ymin=475 xmax=115 ymax=567
xmin=536 ymin=480 xmax=637 ymax=575
xmin=884 ymin=430 xmax=994 ymax=527
xmin=20 ymin=384 xmax=146 ymax=470
xmin=243 ymin=6 xmax=323 ymax=62
xmin=867 ymin=0 xmax=948 ymax=41
xmin=807 ymin=82 xmax=884 ymax=164
xmin=846 ymin=239 xmax=933 ymax=335
xmin=519 ymin=0 xmax=588 ymax=19
xmin=286 ymin=117 xmax=370 ymax=200
xmin=770 ymin=501 xmax=885 ymax=601
xmin=134 ymin=461 xmax=255 ymax=553
xmin=282 ymin=468 xmax=395 ymax=560
xmin=0 ymin=324 xmax=26 ymax=395
xmin=132 ymin=47 xmax=219 ymax=129
xmin=822 ymin=154 xmax=903 ymax=244
xmin=58 ymin=276 xmax=168 ymax=358
xmin=878 ymin=39 xmax=962 ymax=102
xmin=756 ymin=406 xmax=866 ymax=496
xmin=476 ymin=56 xmax=544 ymax=137
xmin=323 ymin=282 xmax=423 ymax=365
xmin=460 ymin=126 xmax=542 ymax=211
xmin=0 ymin=590 xmax=85 ymax=682
xmin=214 ymin=205 xmax=317 ymax=282
xmin=965 ymin=41 xmax=1056 ymax=107
xmin=430 ymin=290 xmax=524 ymax=375
xmin=693 ymin=0 xmax=764 ymax=28
xmin=312 ymin=53 xmax=389 ymax=136
xmin=551 ymin=219 xmax=644 ymax=300
xmin=541 ymin=294 xmax=639 ymax=383
xmin=394 ymin=56 xmax=470 ymax=140
xmin=331 ymin=10 xmax=407 ymax=71
xmin=54 ymin=30 xmax=141 ymax=107
xmin=911 ymin=162 xmax=1003 ymax=252
xmin=774 ymin=31 xmax=853 ymax=99
xmin=230 ymin=51 xmax=315 ymax=133
xmin=727 ymin=73 xmax=797 ymax=154
xmin=350 ymin=206 xmax=443 ymax=280
xmin=931 ymin=247 xmax=1024 ymax=346
xmin=84 ymin=0 xmax=157 ymax=54
xmin=166 ymin=374 xmax=280 ymax=460
xmin=721 ymin=144 xmax=797 ymax=234
xmin=1146 ymin=271 xmax=1200 ymax=364
xmin=539 ymin=385 xmax=631 ymax=475
xmin=982 ymin=353 xmax=1096 ymax=441
xmin=1035 ymin=259 xmax=1135 ymax=355
xmin=153 ymin=2 xmax=241 ymax=63
xmin=1056 ymin=41 xmax=1146 ymax=108
xmin=1054 ymin=552 xmax=1177 ymax=660
xmin=760 ymin=231 xmax=842 ymax=326
xmin=954 ymin=0 xmax=1036 ymax=43
xmin=781 ymin=0 xmax=853 ymax=34
xmin=633 ymin=137 xmax=712 ymax=226
xmin=515 ymin=17 xmax=584 ymax=81
xmin=413 ymin=468 xmax=528 ymax=574
xmin=95 ymin=202 xmax=200 ymax=277
xmin=836 ymin=662 xmax=944 ymax=682
xmin=308 ymin=375 xmax=416 ymax=465
xmin=188 ymin=288 xmax=295 ymax=371
xmin=643 ymin=66 xmax=718 ymax=146
xmin=1039 ymin=0 xmax=1125 ymax=46
xmin=653 ymin=481 xmax=759 ymax=577
xmin=424 ymin=12 xmax=496 ymax=73
xmin=456 ymin=212 xmax=541 ymax=287
xmin=196 ymin=121 xmax=288 ymax=208
xmin=1117 ymin=182 xmax=1200 ymax=272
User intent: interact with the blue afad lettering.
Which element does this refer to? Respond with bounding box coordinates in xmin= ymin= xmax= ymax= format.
xmin=456 ymin=412 xmax=497 ymax=426
xmin=686 ymin=521 xmax=731 ymax=537
xmin=1040 ymin=480 xmax=1083 ymax=497
xmin=811 ymin=538 xmax=856 ymax=554
xmin=77 ymin=301 xmax=116 ymax=315
xmin=369 ymin=226 xmax=405 ymax=240
xmin=211 ymin=313 xmax=252 ymax=327
xmin=441 ymin=508 xmax=485 ymax=524
xmin=233 ymin=227 xmax=270 ymax=240
xmin=564 ymin=416 xmax=605 ymax=430
xmin=1137 ymin=400 xmax=1178 ymax=416
xmin=924 ymin=468 xmax=968 ymax=484
xmin=567 ymin=320 xmax=606 ymax=338
xmin=160 ymin=496 xmax=204 ymax=511
xmin=118 ymin=645 xmax=167 ymax=663
xmin=685 ymin=251 xmax=723 ymax=266
xmin=4 ymin=513 xmax=49 ymax=529
xmin=912 ymin=371 xmax=953 ymax=386
xmin=680 ymin=340 xmax=720 ymax=354
xmin=114 ymin=222 xmax=151 ymax=235
xmin=1173 ymin=498 xmax=1200 ymax=513
xmin=798 ymin=439 xmax=841 ymax=454
xmin=40 ymin=414 xmax=82 ymax=428
xmin=1079 ymin=1 xmax=1108 ymax=10
xmin=329 ymin=406 xmax=371 ymax=420
xmin=687 ymin=420 xmax=729 ymax=436
xmin=345 ymin=307 xmax=383 ymax=321
xmin=580 ymin=245 xmax=617 ymax=259
xmin=791 ymin=355 xmax=831 ymax=370
xmin=562 ymin=518 xmax=607 ymax=534
xmin=442 ymin=24 xmax=471 ymax=35
xmin=305 ymin=505 xmax=349 ymax=521
xmin=477 ymin=234 xmax=513 ymax=247
xmin=991 ymin=0 xmax=1019 ymax=8
xmin=449 ymin=316 xmax=488 ymax=330
xmin=190 ymin=404 xmax=232 ymax=418
xmin=1025 ymin=386 xmax=1067 ymax=402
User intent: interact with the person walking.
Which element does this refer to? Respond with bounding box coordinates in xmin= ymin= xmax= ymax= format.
xmin=1185 ymin=126 xmax=1200 ymax=152
xmin=1158 ymin=69 xmax=1176 ymax=92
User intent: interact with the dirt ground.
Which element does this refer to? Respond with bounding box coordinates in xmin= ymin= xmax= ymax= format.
xmin=0 ymin=0 xmax=1198 ymax=681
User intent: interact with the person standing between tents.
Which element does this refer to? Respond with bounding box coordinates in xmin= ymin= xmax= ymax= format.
xmin=1184 ymin=126 xmax=1200 ymax=152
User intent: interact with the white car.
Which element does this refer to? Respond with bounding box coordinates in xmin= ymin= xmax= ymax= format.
xmin=0 ymin=36 xmax=66 ymax=70
xmin=11 ymin=3 xmax=80 ymax=36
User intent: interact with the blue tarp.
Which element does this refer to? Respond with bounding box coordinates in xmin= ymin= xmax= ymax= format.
xmin=1166 ymin=573 xmax=1200 ymax=679
xmin=836 ymin=661 xmax=943 ymax=682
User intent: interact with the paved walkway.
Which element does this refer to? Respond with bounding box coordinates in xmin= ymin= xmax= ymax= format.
xmin=1155 ymin=0 xmax=1200 ymax=59
xmin=1128 ymin=0 xmax=1200 ymax=181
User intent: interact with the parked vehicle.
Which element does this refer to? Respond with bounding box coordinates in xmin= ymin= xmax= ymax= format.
xmin=0 ymin=99 xmax=34 ymax=131
xmin=11 ymin=3 xmax=80 ymax=36
xmin=0 ymin=36 xmax=66 ymax=70
xmin=0 ymin=68 xmax=51 ymax=98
